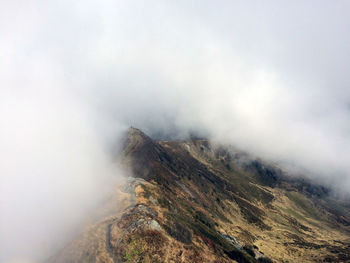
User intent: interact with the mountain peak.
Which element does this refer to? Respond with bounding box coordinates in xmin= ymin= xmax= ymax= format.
xmin=122 ymin=127 xmax=154 ymax=155
xmin=127 ymin=126 xmax=147 ymax=137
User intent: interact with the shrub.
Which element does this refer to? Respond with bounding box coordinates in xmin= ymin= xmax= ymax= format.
xmin=258 ymin=257 xmax=274 ymax=263
xmin=243 ymin=245 xmax=255 ymax=257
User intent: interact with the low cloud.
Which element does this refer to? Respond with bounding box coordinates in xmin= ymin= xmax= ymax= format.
xmin=0 ymin=72 xmax=125 ymax=261
xmin=1 ymin=0 xmax=350 ymax=262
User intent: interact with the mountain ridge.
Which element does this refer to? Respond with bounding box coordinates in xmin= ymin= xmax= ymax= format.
xmin=49 ymin=127 xmax=350 ymax=263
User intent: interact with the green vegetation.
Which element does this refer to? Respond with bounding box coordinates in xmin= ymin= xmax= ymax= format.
xmin=123 ymin=230 xmax=165 ymax=263
xmin=140 ymin=184 xmax=151 ymax=198
xmin=234 ymin=196 xmax=270 ymax=230
xmin=157 ymin=196 xmax=171 ymax=209
xmin=124 ymin=235 xmax=145 ymax=262
xmin=243 ymin=245 xmax=256 ymax=257
xmin=286 ymin=191 xmax=320 ymax=219
xmin=225 ymin=249 xmax=256 ymax=263
xmin=257 ymin=257 xmax=274 ymax=263
xmin=164 ymin=221 xmax=192 ymax=244
xmin=195 ymin=211 xmax=214 ymax=228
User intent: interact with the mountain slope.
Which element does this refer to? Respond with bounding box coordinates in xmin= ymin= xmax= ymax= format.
xmin=50 ymin=127 xmax=350 ymax=263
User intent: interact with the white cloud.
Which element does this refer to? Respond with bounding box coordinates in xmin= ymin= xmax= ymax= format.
xmin=1 ymin=0 xmax=350 ymax=261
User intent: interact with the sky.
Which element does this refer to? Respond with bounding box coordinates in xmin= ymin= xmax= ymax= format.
xmin=1 ymin=1 xmax=350 ymax=262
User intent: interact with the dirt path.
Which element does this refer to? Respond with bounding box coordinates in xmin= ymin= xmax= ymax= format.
xmin=106 ymin=222 xmax=119 ymax=263
xmin=104 ymin=177 xmax=143 ymax=263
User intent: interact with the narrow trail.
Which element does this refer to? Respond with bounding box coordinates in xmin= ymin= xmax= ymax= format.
xmin=104 ymin=177 xmax=141 ymax=263
xmin=106 ymin=222 xmax=119 ymax=263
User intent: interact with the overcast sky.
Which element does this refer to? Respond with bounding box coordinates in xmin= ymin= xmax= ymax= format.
xmin=1 ymin=1 xmax=350 ymax=262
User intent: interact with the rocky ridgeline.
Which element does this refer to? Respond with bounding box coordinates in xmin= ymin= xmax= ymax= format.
xmin=49 ymin=128 xmax=350 ymax=263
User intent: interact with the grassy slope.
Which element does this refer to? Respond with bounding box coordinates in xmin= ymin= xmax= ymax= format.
xmin=50 ymin=128 xmax=350 ymax=263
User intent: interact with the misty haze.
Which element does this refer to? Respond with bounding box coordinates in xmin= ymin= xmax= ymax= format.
xmin=1 ymin=1 xmax=350 ymax=263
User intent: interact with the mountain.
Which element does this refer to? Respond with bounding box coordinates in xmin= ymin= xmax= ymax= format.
xmin=49 ymin=127 xmax=350 ymax=263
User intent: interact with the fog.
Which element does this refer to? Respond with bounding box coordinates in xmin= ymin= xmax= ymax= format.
xmin=1 ymin=1 xmax=350 ymax=262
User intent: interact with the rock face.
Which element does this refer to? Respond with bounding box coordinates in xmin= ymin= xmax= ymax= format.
xmin=49 ymin=127 xmax=350 ymax=263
